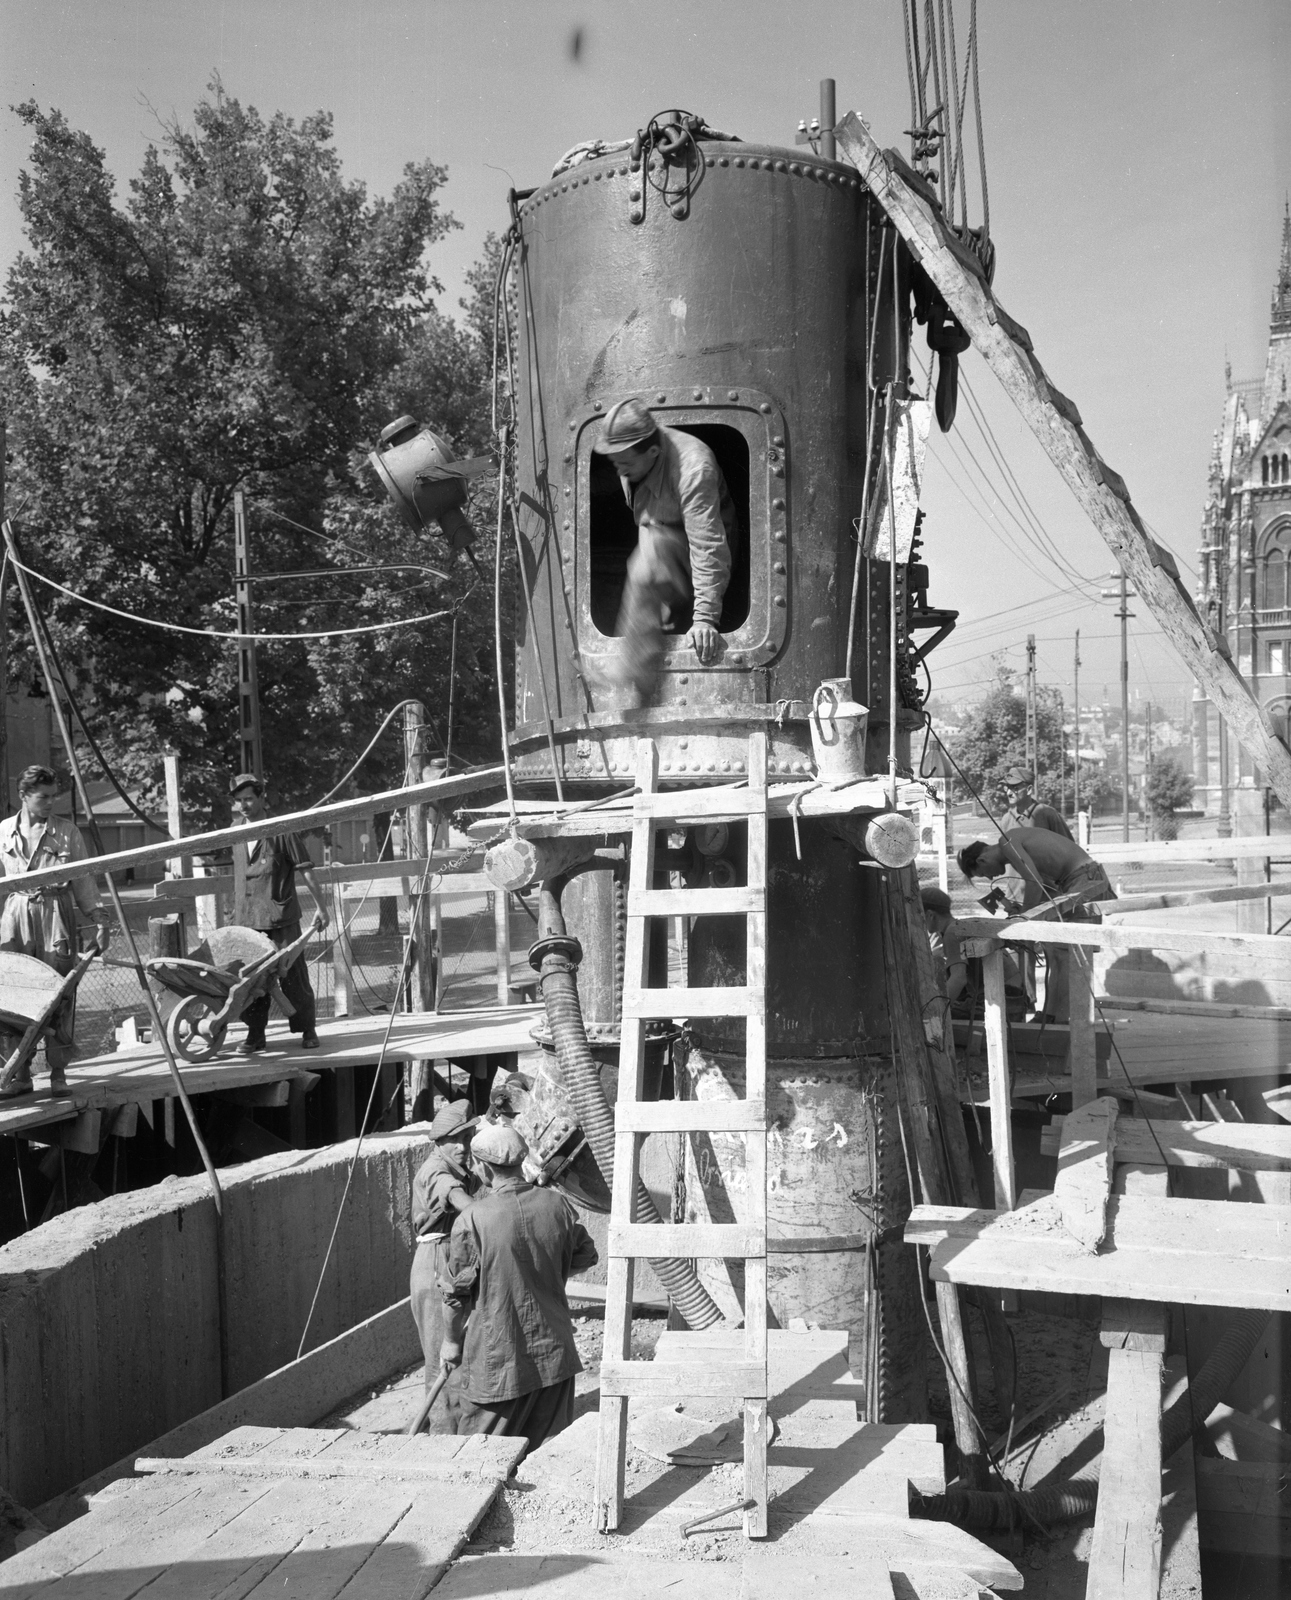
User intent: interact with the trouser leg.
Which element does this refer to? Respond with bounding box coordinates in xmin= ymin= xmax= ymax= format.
xmin=276 ymin=938 xmax=317 ymax=1034
xmin=409 ymin=1239 xmax=459 ymax=1431
xmin=609 ymin=535 xmax=689 ymax=705
xmin=456 ymin=1377 xmax=577 ymax=1451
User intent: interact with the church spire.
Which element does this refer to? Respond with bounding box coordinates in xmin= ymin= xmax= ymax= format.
xmin=1273 ymin=198 xmax=1291 ymax=335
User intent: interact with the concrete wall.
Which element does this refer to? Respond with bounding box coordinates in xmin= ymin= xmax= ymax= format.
xmin=0 ymin=1128 xmax=429 ymax=1509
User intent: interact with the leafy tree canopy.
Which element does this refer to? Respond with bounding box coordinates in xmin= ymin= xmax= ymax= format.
xmin=1145 ymin=753 xmax=1193 ymax=817
xmin=0 ymin=81 xmax=505 ymax=825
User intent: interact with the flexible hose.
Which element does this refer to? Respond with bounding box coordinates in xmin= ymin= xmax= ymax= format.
xmin=532 ymin=881 xmax=724 ymax=1330
xmin=916 ymin=1308 xmax=1274 ymax=1530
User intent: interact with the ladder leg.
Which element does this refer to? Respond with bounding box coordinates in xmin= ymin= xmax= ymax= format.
xmin=595 ymin=1254 xmax=634 ymax=1531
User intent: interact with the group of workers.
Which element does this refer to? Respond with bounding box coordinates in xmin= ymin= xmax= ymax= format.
xmin=410 ymin=1098 xmax=598 ymax=1450
xmin=0 ymin=766 xmax=327 ymax=1097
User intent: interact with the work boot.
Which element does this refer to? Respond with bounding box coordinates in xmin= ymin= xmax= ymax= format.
xmin=239 ymin=1031 xmax=267 ymax=1055
xmin=47 ymin=1066 xmax=72 ymax=1098
xmin=0 ymin=1072 xmax=34 ymax=1100
xmin=300 ymin=1029 xmax=320 ymax=1050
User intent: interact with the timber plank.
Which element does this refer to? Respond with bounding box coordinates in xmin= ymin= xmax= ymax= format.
xmin=1043 ymin=1116 xmax=1291 ymax=1170
xmin=1054 ymin=1097 xmax=1117 ymax=1250
xmin=1086 ymin=1339 xmax=1165 ymax=1599
xmin=236 ymin=1479 xmax=413 ymax=1599
xmin=600 ymin=1360 xmax=767 ymax=1398
xmin=915 ymin=1189 xmax=1291 ymax=1309
xmin=331 ymin=1481 xmax=499 ymax=1600
xmin=9 ymin=1478 xmax=275 ymax=1600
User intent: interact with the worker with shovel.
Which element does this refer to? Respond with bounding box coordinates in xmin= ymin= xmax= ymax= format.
xmin=438 ymin=1119 xmax=597 ymax=1450
xmin=0 ymin=764 xmax=111 ymax=1097
xmin=409 ymin=1099 xmax=481 ymax=1433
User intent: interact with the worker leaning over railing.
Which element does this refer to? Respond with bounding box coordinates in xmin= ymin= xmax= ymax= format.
xmin=0 ymin=763 xmax=112 ymax=1095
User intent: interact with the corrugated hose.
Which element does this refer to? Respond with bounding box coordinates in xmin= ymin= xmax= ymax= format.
xmin=531 ymin=878 xmax=724 ymax=1330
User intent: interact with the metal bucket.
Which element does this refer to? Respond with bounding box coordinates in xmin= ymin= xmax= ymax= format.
xmin=809 ymin=677 xmax=869 ymax=782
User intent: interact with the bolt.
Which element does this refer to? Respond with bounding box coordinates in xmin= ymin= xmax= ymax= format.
xmin=728 ymin=390 xmax=739 ymax=400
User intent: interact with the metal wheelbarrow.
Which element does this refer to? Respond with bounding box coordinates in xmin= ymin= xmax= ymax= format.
xmin=0 ymin=947 xmax=99 ymax=1099
xmin=146 ymin=915 xmax=323 ymax=1063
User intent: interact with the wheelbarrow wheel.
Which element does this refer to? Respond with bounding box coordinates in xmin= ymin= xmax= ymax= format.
xmin=166 ymin=994 xmax=229 ymax=1063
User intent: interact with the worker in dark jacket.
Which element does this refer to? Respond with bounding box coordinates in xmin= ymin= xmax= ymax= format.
xmin=410 ymin=1100 xmax=480 ymax=1428
xmin=959 ymin=828 xmax=1115 ymax=1022
xmin=439 ymin=1119 xmax=598 ymax=1449
xmin=595 ymin=397 xmax=734 ymax=706
xmin=229 ymin=773 xmax=326 ymax=1051
xmin=998 ymin=768 xmax=1073 ymax=840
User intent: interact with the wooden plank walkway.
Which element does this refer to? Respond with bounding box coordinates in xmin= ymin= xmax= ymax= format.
xmin=0 ymin=1006 xmax=540 ymax=1139
xmin=0 ymin=1427 xmax=524 ymax=1600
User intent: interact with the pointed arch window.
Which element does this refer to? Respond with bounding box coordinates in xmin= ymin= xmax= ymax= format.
xmin=1265 ymin=456 xmax=1272 ymax=485
xmin=1264 ymin=549 xmax=1287 ymax=610
xmin=1283 ymin=453 xmax=1290 ymax=482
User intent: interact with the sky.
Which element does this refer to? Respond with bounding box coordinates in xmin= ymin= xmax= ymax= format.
xmin=2 ymin=0 xmax=1288 ymax=729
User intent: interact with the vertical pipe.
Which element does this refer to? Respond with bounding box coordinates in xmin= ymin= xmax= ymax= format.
xmin=819 ymin=78 xmax=836 ymax=161
xmin=163 ymin=749 xmax=184 ymax=880
xmin=494 ymin=888 xmax=512 ymax=1005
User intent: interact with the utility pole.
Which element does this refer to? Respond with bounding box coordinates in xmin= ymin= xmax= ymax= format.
xmin=1025 ymin=633 xmax=1038 ymax=791
xmin=233 ymin=491 xmax=263 ymax=783
xmin=1072 ymin=629 xmax=1081 ymax=823
xmin=1101 ymin=570 xmax=1136 ymax=843
xmin=0 ymin=423 xmax=7 ymax=812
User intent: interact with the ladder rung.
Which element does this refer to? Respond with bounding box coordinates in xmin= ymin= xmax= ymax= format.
xmin=616 ymin=1099 xmax=766 ymax=1134
xmin=640 ymin=789 xmax=767 ymax=821
xmin=601 ymin=1360 xmax=767 ymax=1399
xmin=623 ymin=985 xmax=762 ymax=1019
xmin=628 ymin=887 xmax=763 ymax=917
xmin=609 ymin=1222 xmax=765 ymax=1259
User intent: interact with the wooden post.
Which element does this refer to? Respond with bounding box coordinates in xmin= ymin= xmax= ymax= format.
xmin=1067 ymin=946 xmax=1098 ymax=1108
xmin=982 ymin=947 xmax=1016 ymax=1211
xmin=494 ymin=888 xmax=512 ymax=1005
xmin=330 ymin=883 xmax=353 ymax=1018
xmin=162 ymin=750 xmax=187 ymax=879
xmin=935 ymin=1279 xmax=987 ymax=1488
xmin=192 ymin=859 xmax=222 ymax=941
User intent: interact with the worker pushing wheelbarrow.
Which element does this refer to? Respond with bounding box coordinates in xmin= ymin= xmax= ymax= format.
xmin=146 ymin=915 xmax=324 ymax=1063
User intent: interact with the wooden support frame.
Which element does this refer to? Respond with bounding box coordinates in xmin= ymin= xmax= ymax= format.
xmin=835 ymin=112 xmax=1291 ymax=809
xmin=981 ymin=948 xmax=1015 ymax=1211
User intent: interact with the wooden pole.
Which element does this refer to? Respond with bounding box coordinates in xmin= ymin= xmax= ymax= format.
xmin=1067 ymin=948 xmax=1098 ymax=1108
xmin=233 ymin=491 xmax=263 ymax=783
xmin=494 ymin=888 xmax=512 ymax=1005
xmin=163 ymin=750 xmax=187 ymax=879
xmin=982 ymin=947 xmax=1016 ymax=1211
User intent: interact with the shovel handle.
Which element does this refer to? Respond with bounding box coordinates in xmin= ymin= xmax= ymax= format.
xmin=407 ymin=1363 xmax=452 ymax=1436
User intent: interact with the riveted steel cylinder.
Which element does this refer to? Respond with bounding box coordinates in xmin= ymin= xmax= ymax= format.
xmin=509 ymin=141 xmax=908 ymax=785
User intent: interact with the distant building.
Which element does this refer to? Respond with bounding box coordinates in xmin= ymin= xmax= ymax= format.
xmin=1193 ymin=205 xmax=1291 ymax=812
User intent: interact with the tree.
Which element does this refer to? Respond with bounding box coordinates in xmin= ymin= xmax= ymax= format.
xmin=948 ymin=662 xmax=1069 ymax=816
xmin=1145 ymin=753 xmax=1193 ymax=841
xmin=0 ymin=83 xmax=503 ymax=825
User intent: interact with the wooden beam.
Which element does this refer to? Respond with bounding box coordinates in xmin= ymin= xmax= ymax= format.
xmin=1054 ymin=1098 xmax=1117 ymax=1251
xmin=1109 ymin=879 xmax=1291 ymax=914
xmin=982 ymin=949 xmax=1014 ymax=1210
xmin=1042 ymin=1117 xmax=1291 ymax=1171
xmin=482 ymin=835 xmax=608 ymax=891
xmin=1205 ymin=1401 xmax=1291 ymax=1464
xmin=1013 ymin=1053 xmax=1288 ymax=1099
xmin=1087 ymin=1302 xmax=1167 ymax=1600
xmin=1104 ymin=994 xmax=1291 ymax=1023
xmin=906 ymin=1191 xmax=1291 ymax=1310
xmin=958 ymin=915 xmax=1291 ymax=979
xmin=2 ymin=766 xmax=505 ymax=894
xmin=835 ymin=112 xmax=1291 ymax=809
xmin=1066 ymin=946 xmax=1098 ymax=1107
xmin=1092 ymin=836 xmax=1291 ymax=865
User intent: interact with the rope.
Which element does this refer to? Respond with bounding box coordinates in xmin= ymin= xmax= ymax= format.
xmin=14 ymin=559 xmax=456 ymax=641
xmin=969 ymin=0 xmax=989 ymax=238
xmin=296 ymin=849 xmax=439 ymax=1359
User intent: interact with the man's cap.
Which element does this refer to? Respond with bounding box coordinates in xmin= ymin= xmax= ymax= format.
xmin=428 ymin=1100 xmax=478 ymax=1141
xmin=594 ymin=398 xmax=658 ymax=456
xmin=229 ymin=772 xmax=262 ymax=796
xmin=1002 ymin=767 xmax=1031 ymax=788
xmin=471 ymin=1121 xmax=528 ymax=1165
xmin=920 ymin=885 xmax=952 ymax=915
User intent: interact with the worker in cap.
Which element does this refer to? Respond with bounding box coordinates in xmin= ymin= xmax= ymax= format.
xmin=409 ymin=1099 xmax=482 ymax=1429
xmin=227 ymin=773 xmax=327 ymax=1051
xmin=439 ymin=1114 xmax=598 ymax=1450
xmin=920 ymin=883 xmax=967 ymax=1007
xmin=959 ymin=827 xmax=1115 ymax=1022
xmin=998 ymin=766 xmax=1072 ymax=841
xmin=593 ymin=397 xmax=735 ymax=706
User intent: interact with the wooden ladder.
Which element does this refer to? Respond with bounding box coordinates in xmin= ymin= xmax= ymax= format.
xmin=595 ymin=730 xmax=770 ymax=1539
